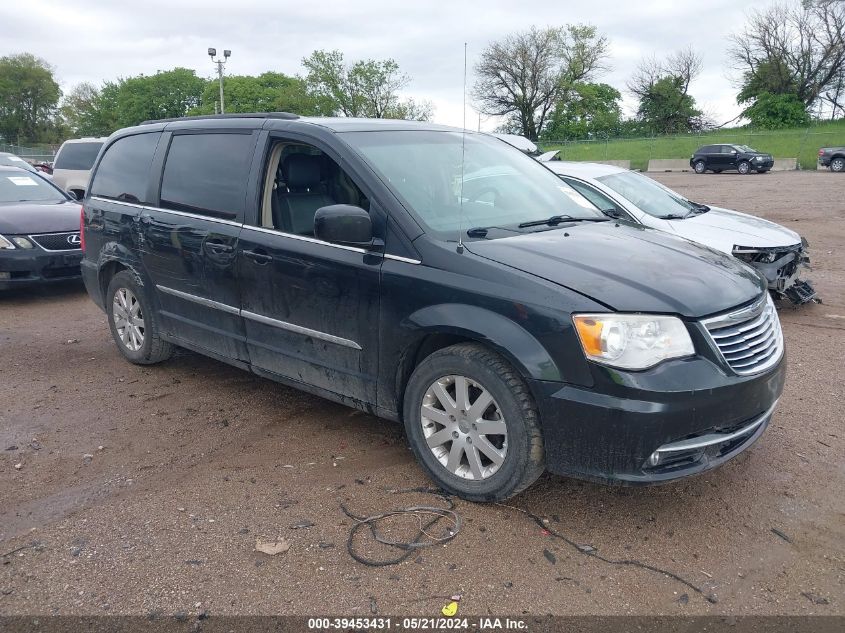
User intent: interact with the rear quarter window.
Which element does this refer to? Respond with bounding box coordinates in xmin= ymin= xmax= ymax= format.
xmin=54 ymin=142 xmax=103 ymax=170
xmin=159 ymin=132 xmax=256 ymax=220
xmin=90 ymin=133 xmax=162 ymax=204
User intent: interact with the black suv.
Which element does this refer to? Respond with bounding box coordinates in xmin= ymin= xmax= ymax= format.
xmin=818 ymin=146 xmax=845 ymax=172
xmin=81 ymin=114 xmax=786 ymax=500
xmin=690 ymin=144 xmax=774 ymax=174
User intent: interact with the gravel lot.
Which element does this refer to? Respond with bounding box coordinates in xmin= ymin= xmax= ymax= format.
xmin=1 ymin=171 xmax=843 ymax=618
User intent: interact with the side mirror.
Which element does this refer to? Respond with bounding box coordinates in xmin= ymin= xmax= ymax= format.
xmin=66 ymin=190 xmax=80 ymax=201
xmin=730 ymin=150 xmax=737 ymax=154
xmin=314 ymin=205 xmax=373 ymax=246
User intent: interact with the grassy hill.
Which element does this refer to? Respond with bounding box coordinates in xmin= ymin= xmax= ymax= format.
xmin=541 ymin=119 xmax=845 ymax=171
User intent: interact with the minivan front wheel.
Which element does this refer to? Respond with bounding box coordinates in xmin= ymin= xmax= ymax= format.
xmin=403 ymin=343 xmax=544 ymax=501
xmin=106 ymin=270 xmax=172 ymax=365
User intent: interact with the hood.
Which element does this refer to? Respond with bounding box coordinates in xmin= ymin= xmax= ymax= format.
xmin=0 ymin=201 xmax=82 ymax=235
xmin=667 ymin=207 xmax=801 ymax=253
xmin=466 ymin=222 xmax=765 ymax=318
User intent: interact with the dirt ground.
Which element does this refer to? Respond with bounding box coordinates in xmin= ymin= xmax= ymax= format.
xmin=1 ymin=171 xmax=843 ymax=618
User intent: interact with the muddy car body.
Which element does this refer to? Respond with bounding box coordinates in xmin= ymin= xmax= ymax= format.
xmin=81 ymin=114 xmax=785 ymax=500
xmin=542 ymin=160 xmax=817 ymax=304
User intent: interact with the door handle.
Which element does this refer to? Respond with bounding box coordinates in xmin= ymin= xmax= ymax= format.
xmin=243 ymin=249 xmax=272 ymax=265
xmin=205 ymin=240 xmax=235 ymax=254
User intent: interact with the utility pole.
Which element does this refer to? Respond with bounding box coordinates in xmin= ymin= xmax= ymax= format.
xmin=207 ymin=48 xmax=231 ymax=113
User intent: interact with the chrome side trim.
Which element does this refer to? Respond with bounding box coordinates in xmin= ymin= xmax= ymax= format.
xmin=90 ymin=196 xmax=422 ymax=262
xmin=155 ymin=285 xmax=240 ymax=315
xmin=241 ymin=309 xmax=362 ymax=350
xmin=655 ymin=400 xmax=777 ymax=454
xmin=384 ymin=253 xmax=422 ymax=265
xmin=240 ymin=224 xmax=368 ymax=254
xmin=90 ymin=196 xmax=242 ymax=227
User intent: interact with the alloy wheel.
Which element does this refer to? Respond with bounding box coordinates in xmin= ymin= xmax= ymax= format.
xmin=832 ymin=158 xmax=844 ymax=172
xmin=113 ymin=287 xmax=145 ymax=351
xmin=420 ymin=374 xmax=508 ymax=480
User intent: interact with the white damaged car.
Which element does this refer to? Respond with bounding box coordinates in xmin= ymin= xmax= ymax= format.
xmin=540 ymin=160 xmax=817 ymax=305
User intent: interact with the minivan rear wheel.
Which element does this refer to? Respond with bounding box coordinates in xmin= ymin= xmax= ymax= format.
xmin=693 ymin=160 xmax=706 ymax=174
xmin=403 ymin=343 xmax=544 ymax=502
xmin=106 ymin=270 xmax=172 ymax=365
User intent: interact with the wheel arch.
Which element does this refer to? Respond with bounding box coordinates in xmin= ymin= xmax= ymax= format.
xmin=392 ymin=304 xmax=565 ymax=419
xmin=96 ymin=243 xmax=146 ymax=310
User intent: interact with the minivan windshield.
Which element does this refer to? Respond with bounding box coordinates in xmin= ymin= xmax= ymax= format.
xmin=342 ymin=131 xmax=603 ymax=237
xmin=0 ymin=172 xmax=66 ymax=204
xmin=596 ymin=171 xmax=698 ymax=219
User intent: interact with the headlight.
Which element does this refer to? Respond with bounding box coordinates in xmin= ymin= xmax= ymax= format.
xmin=756 ymin=156 xmax=764 ymax=161
xmin=12 ymin=237 xmax=34 ymax=249
xmin=0 ymin=235 xmax=16 ymax=250
xmin=573 ymin=314 xmax=695 ymax=370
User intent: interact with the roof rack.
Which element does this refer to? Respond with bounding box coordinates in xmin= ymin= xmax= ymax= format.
xmin=140 ymin=112 xmax=300 ymax=125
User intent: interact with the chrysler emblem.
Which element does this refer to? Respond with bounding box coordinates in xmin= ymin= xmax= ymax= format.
xmin=67 ymin=233 xmax=82 ymax=245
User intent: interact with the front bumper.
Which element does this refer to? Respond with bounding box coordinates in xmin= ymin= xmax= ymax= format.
xmin=0 ymin=247 xmax=82 ymax=290
xmin=733 ymin=244 xmax=817 ymax=303
xmin=753 ymin=159 xmax=773 ymax=170
xmin=530 ymin=350 xmax=786 ymax=485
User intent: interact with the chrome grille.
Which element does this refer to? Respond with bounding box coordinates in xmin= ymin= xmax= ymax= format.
xmin=28 ymin=232 xmax=81 ymax=251
xmin=703 ymin=294 xmax=783 ymax=375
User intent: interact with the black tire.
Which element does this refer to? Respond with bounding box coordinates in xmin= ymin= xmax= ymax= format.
xmin=737 ymin=160 xmax=751 ymax=175
xmin=693 ymin=160 xmax=707 ymax=174
xmin=831 ymin=157 xmax=845 ymax=173
xmin=402 ymin=343 xmax=544 ymax=502
xmin=106 ymin=270 xmax=172 ymax=365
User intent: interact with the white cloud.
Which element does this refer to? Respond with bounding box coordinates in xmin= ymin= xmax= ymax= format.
xmin=0 ymin=0 xmax=776 ymax=130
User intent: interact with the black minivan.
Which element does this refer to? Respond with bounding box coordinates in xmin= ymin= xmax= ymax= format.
xmin=81 ymin=114 xmax=786 ymax=501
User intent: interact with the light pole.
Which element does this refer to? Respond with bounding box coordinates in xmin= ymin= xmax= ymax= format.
xmin=207 ymin=47 xmax=231 ymax=114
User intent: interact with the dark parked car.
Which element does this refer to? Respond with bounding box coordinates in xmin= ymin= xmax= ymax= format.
xmin=818 ymin=146 xmax=845 ymax=172
xmin=81 ymin=114 xmax=785 ymax=500
xmin=0 ymin=151 xmax=40 ymax=173
xmin=690 ymin=144 xmax=774 ymax=174
xmin=0 ymin=166 xmax=83 ymax=290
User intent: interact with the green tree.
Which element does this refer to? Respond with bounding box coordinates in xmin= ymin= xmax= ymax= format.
xmin=190 ymin=72 xmax=331 ymax=116
xmin=114 ymin=68 xmax=205 ymax=127
xmin=302 ymin=50 xmax=432 ymax=120
xmin=473 ymin=25 xmax=610 ymax=141
xmin=744 ymin=92 xmax=811 ymax=128
xmin=0 ymin=53 xmax=61 ymax=143
xmin=542 ymin=82 xmax=622 ymax=140
xmin=629 ymin=48 xmax=706 ymax=134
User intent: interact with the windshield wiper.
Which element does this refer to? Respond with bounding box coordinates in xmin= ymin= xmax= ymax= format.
xmin=466 ymin=227 xmax=489 ymax=237
xmin=518 ymin=215 xmax=608 ymax=228
xmin=660 ymin=213 xmax=688 ymax=220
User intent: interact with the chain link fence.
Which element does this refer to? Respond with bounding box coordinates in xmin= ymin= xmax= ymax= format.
xmin=0 ymin=142 xmax=57 ymax=163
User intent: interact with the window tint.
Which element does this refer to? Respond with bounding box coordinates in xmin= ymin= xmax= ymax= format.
xmin=160 ymin=133 xmax=255 ymax=219
xmin=720 ymin=145 xmax=735 ymax=154
xmin=54 ymin=142 xmax=103 ymax=170
xmin=90 ymin=133 xmax=161 ymax=204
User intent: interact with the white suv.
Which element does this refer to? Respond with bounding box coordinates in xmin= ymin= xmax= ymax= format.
xmin=52 ymin=138 xmax=106 ymax=198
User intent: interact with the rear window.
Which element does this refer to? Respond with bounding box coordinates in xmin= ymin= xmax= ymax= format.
xmin=159 ymin=133 xmax=255 ymax=220
xmin=54 ymin=142 xmax=103 ymax=170
xmin=90 ymin=133 xmax=161 ymax=204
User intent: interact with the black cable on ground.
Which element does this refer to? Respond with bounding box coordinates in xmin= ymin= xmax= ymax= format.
xmin=341 ymin=487 xmax=462 ymax=567
xmin=498 ymin=503 xmax=717 ymax=604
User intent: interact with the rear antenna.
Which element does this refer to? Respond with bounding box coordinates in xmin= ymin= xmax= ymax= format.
xmin=457 ymin=42 xmax=467 ymax=254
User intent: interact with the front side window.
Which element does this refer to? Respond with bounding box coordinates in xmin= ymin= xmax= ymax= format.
xmin=0 ymin=172 xmax=66 ymax=204
xmin=90 ymin=133 xmax=161 ymax=204
xmin=596 ymin=171 xmax=697 ymax=219
xmin=55 ymin=142 xmax=103 ymax=170
xmin=341 ymin=131 xmax=602 ymax=238
xmin=160 ymin=133 xmax=256 ymax=220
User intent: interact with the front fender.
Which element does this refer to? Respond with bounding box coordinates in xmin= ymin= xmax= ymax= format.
xmin=405 ymin=303 xmax=564 ymax=382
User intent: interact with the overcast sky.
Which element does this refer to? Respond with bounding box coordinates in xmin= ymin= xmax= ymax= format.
xmin=1 ymin=0 xmax=774 ymax=131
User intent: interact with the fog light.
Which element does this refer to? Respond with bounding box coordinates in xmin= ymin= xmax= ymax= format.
xmin=648 ymin=451 xmax=661 ymax=467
